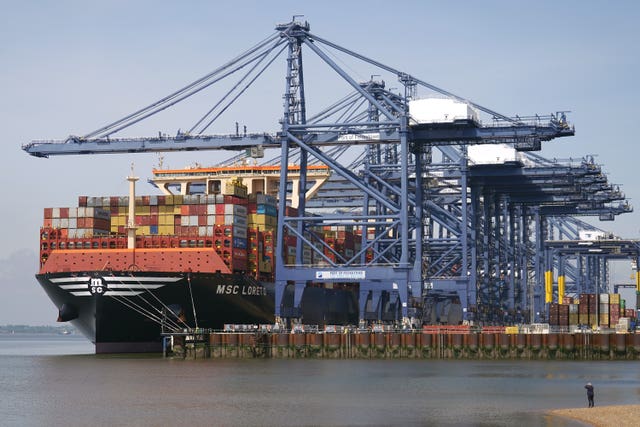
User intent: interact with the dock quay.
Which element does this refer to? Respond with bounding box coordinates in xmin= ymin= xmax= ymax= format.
xmin=163 ymin=325 xmax=640 ymax=360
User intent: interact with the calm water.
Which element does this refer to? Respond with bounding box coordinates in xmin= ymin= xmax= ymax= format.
xmin=1 ymin=335 xmax=638 ymax=426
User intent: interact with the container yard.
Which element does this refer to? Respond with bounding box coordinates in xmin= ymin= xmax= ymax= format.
xmin=23 ymin=19 xmax=640 ymax=354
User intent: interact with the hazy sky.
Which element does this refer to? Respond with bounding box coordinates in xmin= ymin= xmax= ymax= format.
xmin=1 ymin=1 xmax=639 ymax=325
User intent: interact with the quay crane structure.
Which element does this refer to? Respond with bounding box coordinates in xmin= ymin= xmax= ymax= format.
xmin=23 ymin=19 xmax=635 ymax=327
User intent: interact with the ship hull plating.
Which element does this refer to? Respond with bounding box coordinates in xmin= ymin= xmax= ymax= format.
xmin=37 ymin=271 xmax=275 ymax=353
xmin=37 ymin=271 xmax=358 ymax=353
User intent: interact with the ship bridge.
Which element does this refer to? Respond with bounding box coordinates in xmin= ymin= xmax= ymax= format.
xmin=150 ymin=164 xmax=331 ymax=209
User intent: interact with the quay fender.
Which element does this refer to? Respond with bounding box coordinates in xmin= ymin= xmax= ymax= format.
xmin=499 ymin=334 xmax=510 ymax=351
xmin=633 ymin=334 xmax=640 ymax=352
xmin=530 ymin=334 xmax=542 ymax=350
xmin=421 ymin=333 xmax=435 ymax=348
xmin=451 ymin=333 xmax=463 ymax=350
xmin=482 ymin=333 xmax=495 ymax=349
xmin=547 ymin=334 xmax=559 ymax=351
xmin=561 ymin=334 xmax=574 ymax=352
xmin=615 ymin=334 xmax=626 ymax=353
xmin=595 ymin=334 xmax=609 ymax=352
xmin=516 ymin=334 xmax=526 ymax=350
xmin=465 ymin=333 xmax=478 ymax=350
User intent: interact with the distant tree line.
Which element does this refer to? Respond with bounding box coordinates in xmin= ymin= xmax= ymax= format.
xmin=0 ymin=324 xmax=77 ymax=334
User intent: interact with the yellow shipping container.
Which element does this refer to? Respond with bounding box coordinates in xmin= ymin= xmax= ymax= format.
xmin=505 ymin=326 xmax=519 ymax=334
xmin=112 ymin=215 xmax=126 ymax=226
xmin=609 ymin=293 xmax=620 ymax=304
xmin=118 ymin=206 xmax=128 ymax=215
xmin=159 ymin=214 xmax=175 ymax=225
xmin=159 ymin=225 xmax=175 ymax=235
xmin=259 ymin=260 xmax=272 ymax=273
xmin=248 ymin=214 xmax=267 ymax=227
xmin=136 ymin=226 xmax=151 ymax=236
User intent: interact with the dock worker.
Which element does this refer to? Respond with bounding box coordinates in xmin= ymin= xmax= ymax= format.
xmin=584 ymin=382 xmax=594 ymax=408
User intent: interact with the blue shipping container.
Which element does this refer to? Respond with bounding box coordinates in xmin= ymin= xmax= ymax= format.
xmin=233 ymin=237 xmax=247 ymax=249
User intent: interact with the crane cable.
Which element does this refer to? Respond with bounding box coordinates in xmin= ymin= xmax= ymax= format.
xmin=83 ymin=31 xmax=282 ymax=139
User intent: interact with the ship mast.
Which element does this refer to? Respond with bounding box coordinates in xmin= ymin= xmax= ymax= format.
xmin=127 ymin=164 xmax=138 ymax=250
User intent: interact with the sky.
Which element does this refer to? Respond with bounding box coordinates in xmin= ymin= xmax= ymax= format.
xmin=1 ymin=0 xmax=639 ymax=325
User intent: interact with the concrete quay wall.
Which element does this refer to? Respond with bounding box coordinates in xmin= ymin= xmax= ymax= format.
xmin=170 ymin=332 xmax=640 ymax=360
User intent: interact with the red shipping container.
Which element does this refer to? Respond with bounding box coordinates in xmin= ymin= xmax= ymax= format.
xmin=150 ymin=205 xmax=159 ymax=215
xmin=78 ymin=196 xmax=88 ymax=207
xmin=198 ymin=215 xmax=207 ymax=226
xmin=150 ymin=215 xmax=159 ymax=226
xmin=110 ymin=197 xmax=119 ymax=207
xmin=43 ymin=219 xmax=52 ymax=227
xmin=60 ymin=207 xmax=69 ymax=218
xmin=215 ymin=204 xmax=225 ymax=215
xmin=44 ymin=208 xmax=53 ymax=219
xmin=180 ymin=205 xmax=189 ymax=215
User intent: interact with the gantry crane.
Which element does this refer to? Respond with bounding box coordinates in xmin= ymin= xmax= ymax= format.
xmin=26 ymin=18 xmax=630 ymax=328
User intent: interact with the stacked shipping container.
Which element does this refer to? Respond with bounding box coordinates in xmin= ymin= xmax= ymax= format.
xmin=549 ymin=293 xmax=637 ymax=330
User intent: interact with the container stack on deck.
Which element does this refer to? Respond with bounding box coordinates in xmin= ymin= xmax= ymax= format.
xmin=39 ymin=179 xmax=284 ymax=281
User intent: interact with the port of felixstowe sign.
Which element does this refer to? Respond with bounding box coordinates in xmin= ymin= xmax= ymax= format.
xmin=315 ymin=270 xmax=366 ymax=280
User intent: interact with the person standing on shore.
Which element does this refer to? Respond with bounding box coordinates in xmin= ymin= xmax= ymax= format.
xmin=585 ymin=382 xmax=594 ymax=408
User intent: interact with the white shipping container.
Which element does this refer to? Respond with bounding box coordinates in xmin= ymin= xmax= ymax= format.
xmin=224 ymin=204 xmax=248 ymax=216
xmin=224 ymin=215 xmax=247 ymax=227
xmin=60 ymin=219 xmax=69 ymax=228
xmin=409 ymin=98 xmax=479 ymax=124
xmin=207 ymin=215 xmax=216 ymax=226
xmin=77 ymin=207 xmax=85 ymax=217
xmin=52 ymin=208 xmax=60 ymax=218
xmin=68 ymin=218 xmax=77 ymax=229
xmin=207 ymin=204 xmax=216 ymax=215
xmin=180 ymin=216 xmax=190 ymax=226
xmin=68 ymin=208 xmax=77 ymax=218
xmin=468 ymin=144 xmax=519 ymax=165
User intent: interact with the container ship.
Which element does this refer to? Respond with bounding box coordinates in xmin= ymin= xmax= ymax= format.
xmin=37 ymin=164 xmax=359 ymax=353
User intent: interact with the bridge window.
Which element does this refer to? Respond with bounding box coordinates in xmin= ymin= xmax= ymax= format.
xmin=208 ymin=180 xmax=221 ymax=194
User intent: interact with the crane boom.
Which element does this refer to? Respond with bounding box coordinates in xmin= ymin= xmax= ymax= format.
xmin=23 ymin=115 xmax=574 ymax=158
xmin=22 ymin=133 xmax=280 ymax=158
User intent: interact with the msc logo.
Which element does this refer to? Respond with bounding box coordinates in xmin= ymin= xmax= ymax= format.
xmin=89 ymin=277 xmax=107 ymax=295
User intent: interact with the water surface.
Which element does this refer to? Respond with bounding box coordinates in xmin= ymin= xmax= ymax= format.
xmin=1 ymin=334 xmax=636 ymax=426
